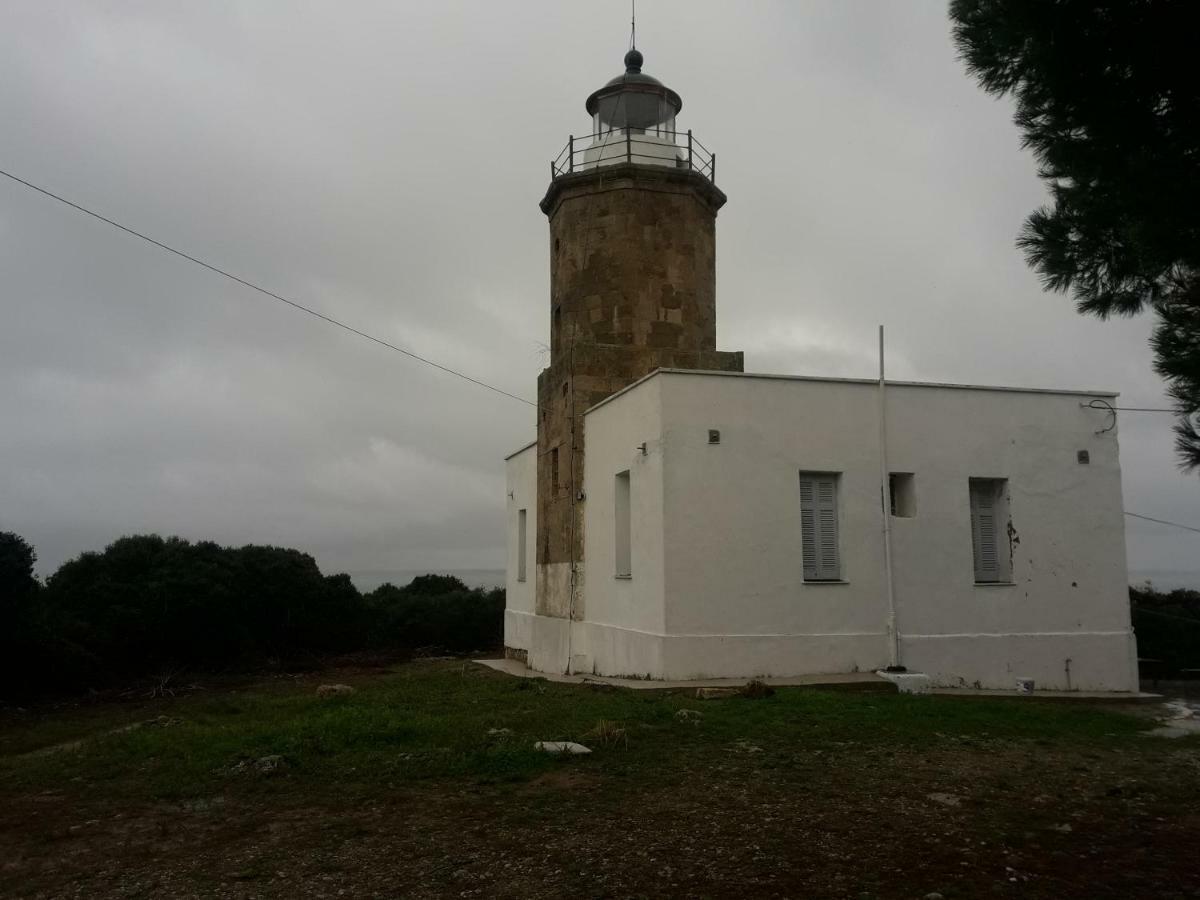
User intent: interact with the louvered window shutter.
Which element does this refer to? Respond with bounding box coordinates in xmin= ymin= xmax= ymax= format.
xmin=800 ymin=475 xmax=840 ymax=581
xmin=799 ymin=478 xmax=818 ymax=580
xmin=815 ymin=477 xmax=841 ymax=580
xmin=970 ymin=481 xmax=1000 ymax=582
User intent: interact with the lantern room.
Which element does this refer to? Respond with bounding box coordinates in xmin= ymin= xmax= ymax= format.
xmin=580 ymin=49 xmax=686 ymax=171
xmin=586 ymin=49 xmax=681 ymax=137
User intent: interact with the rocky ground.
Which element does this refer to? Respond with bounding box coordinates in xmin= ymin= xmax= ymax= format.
xmin=1 ymin=662 xmax=1197 ymax=899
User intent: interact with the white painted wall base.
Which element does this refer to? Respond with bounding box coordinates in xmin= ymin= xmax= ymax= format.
xmin=506 ymin=611 xmax=1139 ymax=691
xmin=900 ymin=630 xmax=1139 ymax=692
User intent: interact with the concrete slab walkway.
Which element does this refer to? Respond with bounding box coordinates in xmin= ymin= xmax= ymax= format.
xmin=475 ymin=659 xmax=1160 ymax=700
xmin=474 ymin=658 xmax=889 ymax=691
xmin=927 ymin=687 xmax=1160 ymax=701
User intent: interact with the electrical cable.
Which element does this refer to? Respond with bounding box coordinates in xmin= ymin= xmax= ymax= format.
xmin=11 ymin=173 xmax=1198 ymax=548
xmin=0 ymin=167 xmax=538 ymax=408
xmin=1125 ymin=512 xmax=1200 ymax=535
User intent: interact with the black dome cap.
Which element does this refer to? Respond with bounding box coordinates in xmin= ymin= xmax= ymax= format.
xmin=586 ymin=49 xmax=682 ymax=117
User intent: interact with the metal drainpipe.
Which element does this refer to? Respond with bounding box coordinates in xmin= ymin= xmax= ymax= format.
xmin=879 ymin=325 xmax=902 ymax=671
xmin=564 ymin=338 xmax=578 ymax=675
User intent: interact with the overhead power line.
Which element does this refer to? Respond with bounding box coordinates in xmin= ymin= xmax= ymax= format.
xmin=1126 ymin=511 xmax=1200 ymax=534
xmin=0 ymin=167 xmax=537 ymax=408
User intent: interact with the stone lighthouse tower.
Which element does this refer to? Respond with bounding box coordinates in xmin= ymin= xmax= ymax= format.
xmin=535 ymin=48 xmax=743 ymax=623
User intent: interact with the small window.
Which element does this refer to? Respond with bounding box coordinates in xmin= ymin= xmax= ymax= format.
xmin=614 ymin=470 xmax=631 ymax=578
xmin=516 ymin=509 xmax=527 ymax=583
xmin=551 ymin=447 xmax=560 ymax=492
xmin=799 ymin=473 xmax=841 ymax=582
xmin=889 ymin=473 xmax=916 ymax=518
xmin=969 ymin=478 xmax=1011 ymax=583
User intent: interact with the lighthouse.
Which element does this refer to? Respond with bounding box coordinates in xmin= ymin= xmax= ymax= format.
xmin=504 ymin=42 xmax=1132 ymax=691
xmin=533 ymin=48 xmax=744 ymax=627
xmin=503 ymin=42 xmax=1135 ymax=691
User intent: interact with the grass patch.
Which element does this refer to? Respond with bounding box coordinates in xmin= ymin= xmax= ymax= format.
xmin=0 ymin=661 xmax=1154 ymax=804
xmin=3 ymin=662 xmax=1198 ymax=900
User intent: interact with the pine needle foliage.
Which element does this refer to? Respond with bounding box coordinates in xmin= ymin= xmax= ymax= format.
xmin=950 ymin=0 xmax=1200 ymax=468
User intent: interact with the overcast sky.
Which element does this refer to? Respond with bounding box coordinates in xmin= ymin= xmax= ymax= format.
xmin=3 ymin=1 xmax=1197 ymax=587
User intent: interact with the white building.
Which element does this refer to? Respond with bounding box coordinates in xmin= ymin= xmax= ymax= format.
xmin=504 ymin=49 xmax=1138 ymax=692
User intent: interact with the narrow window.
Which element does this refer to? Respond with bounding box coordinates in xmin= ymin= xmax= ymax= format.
xmin=969 ymin=478 xmax=1011 ymax=583
xmin=889 ymin=473 xmax=916 ymax=518
xmin=614 ymin=470 xmax=631 ymax=577
xmin=553 ymin=305 xmax=562 ymax=346
xmin=551 ymin=447 xmax=560 ymax=492
xmin=799 ymin=473 xmax=841 ymax=582
xmin=517 ymin=509 xmax=527 ymax=583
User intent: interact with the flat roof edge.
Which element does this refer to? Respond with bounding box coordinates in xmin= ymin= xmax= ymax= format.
xmin=583 ymin=367 xmax=1119 ymax=416
xmin=504 ymin=438 xmax=537 ymax=461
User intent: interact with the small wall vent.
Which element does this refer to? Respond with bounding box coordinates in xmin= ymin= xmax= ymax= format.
xmin=1077 ymin=450 xmax=1090 ymax=464
xmin=708 ymin=429 xmax=721 ymax=444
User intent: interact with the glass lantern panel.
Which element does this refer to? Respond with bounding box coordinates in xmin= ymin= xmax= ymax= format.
xmin=596 ymin=91 xmax=674 ymax=132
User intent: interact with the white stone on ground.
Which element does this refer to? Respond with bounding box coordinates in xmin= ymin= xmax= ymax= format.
xmin=534 ymin=741 xmax=592 ymax=755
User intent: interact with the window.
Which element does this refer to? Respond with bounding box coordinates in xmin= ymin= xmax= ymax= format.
xmin=614 ymin=470 xmax=631 ymax=577
xmin=889 ymin=473 xmax=916 ymax=518
xmin=517 ymin=509 xmax=527 ymax=583
xmin=969 ymin=478 xmax=1011 ymax=583
xmin=799 ymin=473 xmax=841 ymax=582
xmin=551 ymin=447 xmax=560 ymax=492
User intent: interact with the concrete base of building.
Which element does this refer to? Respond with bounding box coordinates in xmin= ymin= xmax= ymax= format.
xmin=476 ymin=657 xmax=890 ymax=691
xmin=503 ymin=609 xmax=1141 ymax=692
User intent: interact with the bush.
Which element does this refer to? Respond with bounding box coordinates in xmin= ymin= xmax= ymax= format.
xmin=44 ymin=536 xmax=373 ymax=675
xmin=367 ymin=581 xmax=504 ymax=653
xmin=0 ymin=532 xmax=505 ymax=699
xmin=1131 ymin=584 xmax=1200 ymax=675
xmin=0 ymin=531 xmax=38 ymax=601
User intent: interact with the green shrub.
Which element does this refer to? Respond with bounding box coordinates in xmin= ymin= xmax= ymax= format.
xmin=1130 ymin=584 xmax=1200 ymax=675
xmin=0 ymin=532 xmax=505 ymax=699
xmin=366 ymin=581 xmax=503 ymax=653
xmin=44 ymin=536 xmax=370 ymax=675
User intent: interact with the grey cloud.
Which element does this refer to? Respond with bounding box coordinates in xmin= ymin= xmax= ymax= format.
xmin=2 ymin=1 xmax=1197 ymax=587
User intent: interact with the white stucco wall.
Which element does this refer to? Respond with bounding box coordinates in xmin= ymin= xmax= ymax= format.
xmin=657 ymin=374 xmax=889 ymax=678
xmin=651 ymin=370 xmax=1136 ymax=689
xmin=503 ymin=441 xmax=536 ymax=656
xmin=506 ymin=368 xmax=1138 ymax=691
xmin=576 ymin=375 xmax=668 ymax=676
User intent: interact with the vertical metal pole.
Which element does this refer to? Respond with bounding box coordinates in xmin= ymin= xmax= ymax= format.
xmin=626 ymin=128 xmax=631 ymax=165
xmin=687 ymin=129 xmax=693 ymax=171
xmin=879 ymin=325 xmax=901 ymax=671
xmin=568 ymin=135 xmax=574 ymax=174
xmin=711 ymin=152 xmax=716 ymax=184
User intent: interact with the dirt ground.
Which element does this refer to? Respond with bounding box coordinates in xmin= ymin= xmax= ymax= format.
xmin=2 ymin=665 xmax=1198 ymax=899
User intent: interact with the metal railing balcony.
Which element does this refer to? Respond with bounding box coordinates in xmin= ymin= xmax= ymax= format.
xmin=550 ymin=129 xmax=716 ymax=185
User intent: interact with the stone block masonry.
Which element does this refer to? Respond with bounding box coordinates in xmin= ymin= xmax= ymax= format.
xmin=534 ymin=163 xmax=742 ymax=622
